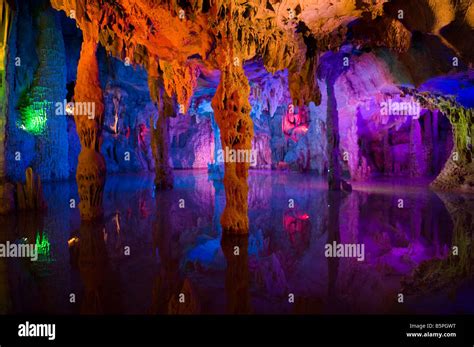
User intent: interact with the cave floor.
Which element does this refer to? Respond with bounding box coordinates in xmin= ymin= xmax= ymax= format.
xmin=0 ymin=170 xmax=473 ymax=314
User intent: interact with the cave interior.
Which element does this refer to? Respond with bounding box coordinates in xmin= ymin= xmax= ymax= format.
xmin=0 ymin=0 xmax=473 ymax=315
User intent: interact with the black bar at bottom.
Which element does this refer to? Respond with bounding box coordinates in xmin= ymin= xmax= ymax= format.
xmin=0 ymin=315 xmax=472 ymax=346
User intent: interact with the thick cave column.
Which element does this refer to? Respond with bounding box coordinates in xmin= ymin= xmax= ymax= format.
xmin=74 ymin=33 xmax=106 ymax=221
xmin=211 ymin=50 xmax=254 ymax=234
xmin=148 ymin=69 xmax=174 ymax=190
xmin=30 ymin=9 xmax=69 ymax=181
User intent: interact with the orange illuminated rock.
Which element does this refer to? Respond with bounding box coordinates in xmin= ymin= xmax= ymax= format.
xmin=75 ymin=33 xmax=106 ymax=221
xmin=45 ymin=0 xmax=474 ymax=224
xmin=211 ymin=59 xmax=253 ymax=233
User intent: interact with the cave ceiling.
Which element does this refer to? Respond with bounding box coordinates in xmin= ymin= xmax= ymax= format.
xmin=50 ymin=0 xmax=474 ymax=107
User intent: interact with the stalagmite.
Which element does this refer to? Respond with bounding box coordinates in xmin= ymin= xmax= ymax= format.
xmin=74 ymin=32 xmax=106 ymax=221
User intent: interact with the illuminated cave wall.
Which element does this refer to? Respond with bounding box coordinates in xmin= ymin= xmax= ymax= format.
xmin=2 ymin=0 xmax=473 ymax=185
xmin=6 ymin=0 xmax=68 ymax=182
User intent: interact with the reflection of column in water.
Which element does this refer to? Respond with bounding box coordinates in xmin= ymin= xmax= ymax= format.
xmin=151 ymin=192 xmax=201 ymax=314
xmin=77 ymin=221 xmax=122 ymax=314
xmin=410 ymin=199 xmax=422 ymax=241
xmin=167 ymin=277 xmax=200 ymax=314
xmin=0 ymin=219 xmax=12 ymax=313
xmin=403 ymin=193 xmax=473 ymax=295
xmin=437 ymin=193 xmax=474 ymax=277
xmin=341 ymin=192 xmax=360 ymax=244
xmin=327 ymin=192 xmax=341 ymax=303
xmin=221 ymin=233 xmax=252 ymax=314
xmin=151 ymin=193 xmax=181 ymax=313
xmin=0 ymin=257 xmax=11 ymax=313
xmin=212 ymin=179 xmax=224 ymax=236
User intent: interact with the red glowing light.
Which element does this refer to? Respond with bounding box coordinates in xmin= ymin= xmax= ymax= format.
xmin=282 ymin=107 xmax=310 ymax=142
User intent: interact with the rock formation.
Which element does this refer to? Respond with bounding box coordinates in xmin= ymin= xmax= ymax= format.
xmin=17 ymin=8 xmax=69 ymax=181
xmin=148 ymin=63 xmax=174 ymax=190
xmin=74 ymin=29 xmax=106 ymax=220
xmin=402 ymin=87 xmax=474 ymax=192
xmin=0 ymin=0 xmax=470 ymax=225
xmin=16 ymin=167 xmax=47 ymax=211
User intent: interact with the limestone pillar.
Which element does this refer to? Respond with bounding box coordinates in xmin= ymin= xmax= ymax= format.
xmin=326 ymin=80 xmax=341 ymax=191
xmin=74 ymin=33 xmax=106 ymax=221
xmin=211 ymin=46 xmax=253 ymax=234
xmin=148 ymin=68 xmax=174 ymax=190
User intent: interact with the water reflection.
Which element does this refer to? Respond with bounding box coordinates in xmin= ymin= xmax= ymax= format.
xmin=0 ymin=171 xmax=472 ymax=314
xmin=222 ymin=233 xmax=251 ymax=314
xmin=74 ymin=221 xmax=122 ymax=314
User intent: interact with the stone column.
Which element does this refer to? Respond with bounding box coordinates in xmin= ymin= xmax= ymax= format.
xmin=148 ymin=70 xmax=174 ymax=190
xmin=326 ymin=80 xmax=341 ymax=191
xmin=211 ymin=49 xmax=254 ymax=234
xmin=31 ymin=9 xmax=69 ymax=181
xmin=74 ymin=32 xmax=106 ymax=221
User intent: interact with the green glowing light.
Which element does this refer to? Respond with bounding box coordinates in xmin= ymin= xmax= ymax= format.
xmin=35 ymin=231 xmax=52 ymax=262
xmin=17 ymin=90 xmax=51 ymax=135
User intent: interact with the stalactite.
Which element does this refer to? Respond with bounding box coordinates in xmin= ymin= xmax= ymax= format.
xmin=288 ymin=56 xmax=321 ymax=107
xmin=159 ymin=60 xmax=199 ymax=114
xmin=74 ymin=33 xmax=106 ymax=221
